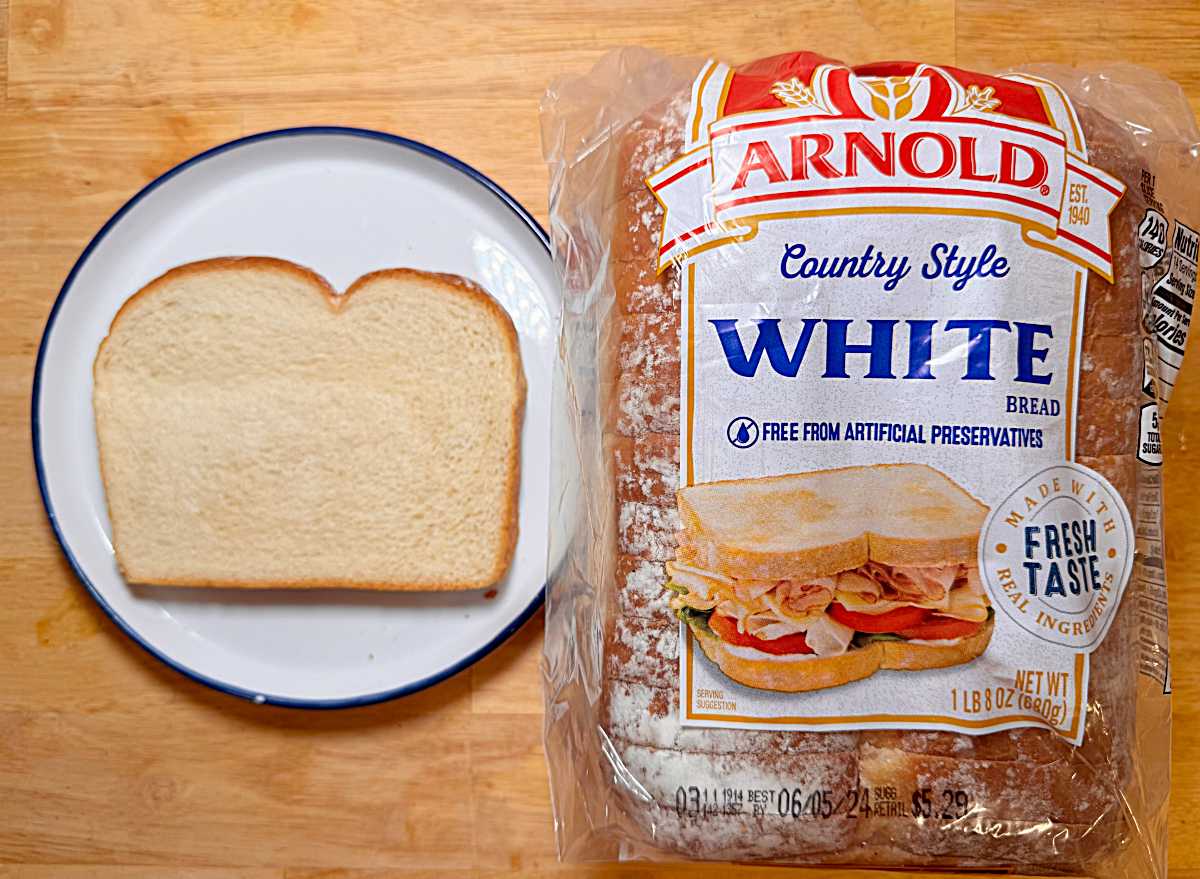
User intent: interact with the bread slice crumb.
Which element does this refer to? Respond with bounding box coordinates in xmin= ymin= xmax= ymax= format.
xmin=93 ymin=257 xmax=525 ymax=590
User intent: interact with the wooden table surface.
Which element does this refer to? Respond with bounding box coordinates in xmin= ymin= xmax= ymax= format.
xmin=3 ymin=2 xmax=1200 ymax=877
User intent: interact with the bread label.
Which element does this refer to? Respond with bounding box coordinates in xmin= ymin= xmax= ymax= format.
xmin=654 ymin=58 xmax=1133 ymax=744
xmin=650 ymin=65 xmax=1124 ymax=280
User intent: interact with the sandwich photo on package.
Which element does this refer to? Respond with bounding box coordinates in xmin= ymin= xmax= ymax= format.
xmin=541 ymin=48 xmax=1200 ymax=876
xmin=670 ymin=464 xmax=994 ymax=695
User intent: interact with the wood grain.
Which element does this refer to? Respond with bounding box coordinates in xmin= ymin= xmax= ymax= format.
xmin=956 ymin=0 xmax=1200 ymax=115
xmin=4 ymin=1 xmax=956 ymax=109
xmin=1 ymin=2 xmax=1199 ymax=877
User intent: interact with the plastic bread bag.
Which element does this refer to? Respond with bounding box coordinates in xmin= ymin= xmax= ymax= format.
xmin=539 ymin=47 xmax=1199 ymax=875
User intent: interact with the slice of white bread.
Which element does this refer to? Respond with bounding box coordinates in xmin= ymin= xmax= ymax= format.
xmin=93 ymin=257 xmax=525 ymax=590
xmin=676 ymin=464 xmax=988 ymax=581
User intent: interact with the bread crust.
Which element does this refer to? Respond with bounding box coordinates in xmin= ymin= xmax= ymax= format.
xmin=613 ymin=434 xmax=679 ymax=506
xmin=97 ymin=257 xmax=339 ymax=349
xmin=612 ymin=739 xmax=861 ymax=857
xmin=613 ymin=553 xmax=671 ymax=618
xmin=94 ymin=257 xmax=525 ymax=591
xmin=601 ymin=679 xmax=858 ymax=753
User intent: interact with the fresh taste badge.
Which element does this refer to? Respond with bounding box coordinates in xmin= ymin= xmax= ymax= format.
xmin=980 ymin=462 xmax=1134 ymax=652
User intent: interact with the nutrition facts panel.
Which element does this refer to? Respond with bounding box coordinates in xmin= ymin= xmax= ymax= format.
xmin=1135 ymin=462 xmax=1171 ymax=693
xmin=1150 ymin=221 xmax=1198 ymax=408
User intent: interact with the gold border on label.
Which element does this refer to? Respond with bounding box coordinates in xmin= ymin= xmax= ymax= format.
xmin=715 ymin=68 xmax=734 ymax=120
xmin=667 ymin=205 xmax=1064 ymax=266
xmin=686 ymin=261 xmax=696 ymax=488
xmin=690 ymin=62 xmax=718 ymax=144
xmin=1066 ymin=271 xmax=1083 ymax=459
xmin=677 ymin=64 xmax=1098 ymax=743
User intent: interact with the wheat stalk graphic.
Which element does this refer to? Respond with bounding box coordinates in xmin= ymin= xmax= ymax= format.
xmin=771 ymin=78 xmax=828 ymax=112
xmin=964 ymin=84 xmax=1002 ymax=112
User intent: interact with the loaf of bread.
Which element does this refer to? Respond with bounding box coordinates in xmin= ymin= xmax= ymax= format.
xmin=596 ymin=69 xmax=1148 ymax=870
xmin=94 ymin=258 xmax=525 ymax=590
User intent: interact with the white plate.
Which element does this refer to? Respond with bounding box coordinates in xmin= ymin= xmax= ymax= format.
xmin=33 ymin=128 xmax=559 ymax=707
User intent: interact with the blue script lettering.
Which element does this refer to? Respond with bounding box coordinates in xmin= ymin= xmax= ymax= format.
xmin=781 ymin=243 xmax=911 ymax=291
xmin=921 ymin=243 xmax=1010 ymax=290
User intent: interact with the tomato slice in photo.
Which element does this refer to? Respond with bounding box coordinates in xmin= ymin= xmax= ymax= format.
xmin=897 ymin=615 xmax=985 ymax=641
xmin=707 ymin=613 xmax=815 ymax=655
xmin=827 ymin=602 xmax=931 ymax=634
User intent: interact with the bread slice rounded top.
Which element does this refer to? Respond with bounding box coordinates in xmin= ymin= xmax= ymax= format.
xmin=676 ymin=463 xmax=988 ymax=580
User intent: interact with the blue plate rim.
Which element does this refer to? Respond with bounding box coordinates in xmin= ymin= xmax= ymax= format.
xmin=31 ymin=126 xmax=550 ymax=710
